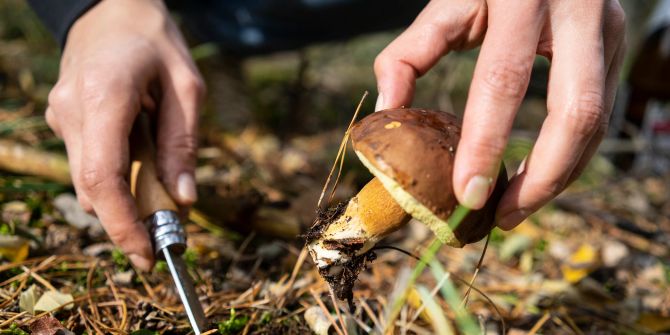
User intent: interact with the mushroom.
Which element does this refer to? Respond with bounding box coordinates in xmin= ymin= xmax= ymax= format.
xmin=306 ymin=108 xmax=508 ymax=306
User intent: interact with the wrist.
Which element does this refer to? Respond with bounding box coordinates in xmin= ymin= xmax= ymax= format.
xmin=67 ymin=0 xmax=169 ymax=45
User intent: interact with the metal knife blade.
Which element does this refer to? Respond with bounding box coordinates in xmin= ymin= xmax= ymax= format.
xmin=162 ymin=247 xmax=207 ymax=334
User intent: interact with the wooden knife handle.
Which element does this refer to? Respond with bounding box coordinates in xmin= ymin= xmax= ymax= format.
xmin=130 ymin=113 xmax=178 ymax=220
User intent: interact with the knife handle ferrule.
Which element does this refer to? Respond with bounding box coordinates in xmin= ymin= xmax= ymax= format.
xmin=146 ymin=209 xmax=187 ymax=255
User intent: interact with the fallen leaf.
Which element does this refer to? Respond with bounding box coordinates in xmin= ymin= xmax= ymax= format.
xmin=19 ymin=284 xmax=37 ymax=314
xmin=304 ymin=306 xmax=331 ymax=335
xmin=407 ymin=287 xmax=431 ymax=323
xmin=111 ymin=270 xmax=133 ymax=285
xmin=29 ymin=315 xmax=74 ymax=335
xmin=561 ymin=244 xmax=598 ymax=283
xmin=34 ymin=290 xmax=74 ymax=312
xmin=499 ymin=233 xmax=533 ymax=261
xmin=0 ymin=234 xmax=29 ymax=262
xmin=637 ymin=312 xmax=670 ymax=332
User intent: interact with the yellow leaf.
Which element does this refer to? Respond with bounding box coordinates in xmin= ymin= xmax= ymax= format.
xmin=407 ymin=287 xmax=431 ymax=323
xmin=561 ymin=244 xmax=598 ymax=283
xmin=637 ymin=313 xmax=670 ymax=332
xmin=0 ymin=235 xmax=29 ymax=262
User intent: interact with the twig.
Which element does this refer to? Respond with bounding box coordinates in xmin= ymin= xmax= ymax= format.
xmin=310 ymin=289 xmax=345 ymax=335
xmin=0 ymin=311 xmax=27 ymax=329
xmin=528 ymin=312 xmax=550 ymax=335
xmin=20 ymin=265 xmax=56 ymax=291
xmin=359 ymin=298 xmax=383 ymax=333
xmin=329 ymin=289 xmax=349 ymax=335
xmin=278 ymin=247 xmax=309 ymax=309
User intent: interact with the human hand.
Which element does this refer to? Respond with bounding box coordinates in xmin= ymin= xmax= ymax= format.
xmin=45 ymin=0 xmax=205 ymax=270
xmin=374 ymin=0 xmax=625 ymax=230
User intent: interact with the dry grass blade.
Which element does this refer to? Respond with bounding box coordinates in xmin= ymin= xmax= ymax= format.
xmin=461 ymin=233 xmax=490 ymax=307
xmin=317 ymin=91 xmax=368 ymax=209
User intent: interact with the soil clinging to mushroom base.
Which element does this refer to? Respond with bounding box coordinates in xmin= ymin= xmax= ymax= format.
xmin=304 ymin=202 xmax=378 ymax=311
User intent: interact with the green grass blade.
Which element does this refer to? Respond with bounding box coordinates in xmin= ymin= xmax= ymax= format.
xmin=416 ymin=285 xmax=454 ymax=335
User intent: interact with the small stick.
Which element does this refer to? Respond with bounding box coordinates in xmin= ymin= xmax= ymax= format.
xmin=310 ymin=289 xmax=345 ymax=335
xmin=20 ymin=266 xmax=56 ymax=291
xmin=86 ymin=260 xmax=101 ymax=323
xmin=0 ymin=139 xmax=71 ymax=184
xmin=528 ymin=312 xmax=551 ymax=335
xmin=0 ymin=311 xmax=27 ymax=329
xmin=134 ymin=271 xmax=155 ymax=298
xmin=242 ymin=310 xmax=258 ymax=335
xmin=328 ymin=289 xmax=349 ymax=335
xmin=359 ymin=298 xmax=383 ymax=333
xmin=278 ymin=247 xmax=309 ymax=309
xmin=341 ymin=303 xmax=372 ymax=333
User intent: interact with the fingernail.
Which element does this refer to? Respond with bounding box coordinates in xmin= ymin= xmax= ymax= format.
xmin=374 ymin=92 xmax=385 ymax=111
xmin=497 ymin=209 xmax=530 ymax=231
xmin=461 ymin=175 xmax=491 ymax=209
xmin=177 ymin=172 xmax=197 ymax=204
xmin=128 ymin=253 xmax=153 ymax=272
xmin=516 ymin=157 xmax=527 ymax=175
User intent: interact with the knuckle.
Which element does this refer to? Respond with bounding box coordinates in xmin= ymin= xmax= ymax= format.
xmin=481 ymin=60 xmax=530 ymax=100
xmin=565 ymin=91 xmax=605 ymax=136
xmin=107 ymin=228 xmax=132 ymax=248
xmin=44 ymin=109 xmax=59 ymax=131
xmin=177 ymin=72 xmax=206 ymax=102
xmin=79 ymin=168 xmax=115 ymax=196
xmin=47 ymin=83 xmax=73 ymax=108
xmin=373 ymin=52 xmax=392 ymax=76
xmin=608 ymin=1 xmax=626 ymax=30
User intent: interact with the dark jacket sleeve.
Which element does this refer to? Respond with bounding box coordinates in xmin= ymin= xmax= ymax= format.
xmin=27 ymin=0 xmax=101 ymax=47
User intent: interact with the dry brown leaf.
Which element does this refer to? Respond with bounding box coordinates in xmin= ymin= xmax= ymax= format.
xmin=29 ymin=315 xmax=74 ymax=335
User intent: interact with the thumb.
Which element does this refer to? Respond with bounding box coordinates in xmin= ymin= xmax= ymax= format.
xmin=156 ymin=68 xmax=205 ymax=205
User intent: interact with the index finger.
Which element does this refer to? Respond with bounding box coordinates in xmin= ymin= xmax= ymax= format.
xmin=453 ymin=0 xmax=546 ymax=209
xmin=79 ymin=89 xmax=154 ymax=271
xmin=374 ymin=0 xmax=486 ymax=111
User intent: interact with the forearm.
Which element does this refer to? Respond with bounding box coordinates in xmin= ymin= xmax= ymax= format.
xmin=27 ymin=0 xmax=100 ymax=47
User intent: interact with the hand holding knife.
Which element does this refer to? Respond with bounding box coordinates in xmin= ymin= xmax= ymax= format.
xmin=129 ymin=113 xmax=208 ymax=334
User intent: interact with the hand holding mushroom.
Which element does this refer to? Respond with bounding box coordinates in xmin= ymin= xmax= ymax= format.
xmin=307 ymin=108 xmax=507 ymax=305
xmin=375 ymin=0 xmax=626 ymax=229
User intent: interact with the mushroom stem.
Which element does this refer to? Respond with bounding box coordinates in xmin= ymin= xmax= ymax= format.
xmin=307 ymin=177 xmax=409 ymax=270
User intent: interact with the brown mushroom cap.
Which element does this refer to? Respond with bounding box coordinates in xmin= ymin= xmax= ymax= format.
xmin=351 ymin=108 xmax=508 ymax=246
